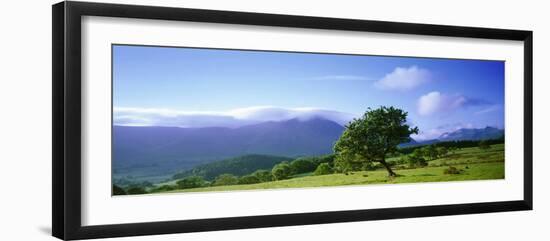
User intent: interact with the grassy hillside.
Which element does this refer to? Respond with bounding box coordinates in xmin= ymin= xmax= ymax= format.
xmin=151 ymin=144 xmax=504 ymax=194
xmin=164 ymin=162 xmax=503 ymax=193
xmin=389 ymin=143 xmax=504 ymax=167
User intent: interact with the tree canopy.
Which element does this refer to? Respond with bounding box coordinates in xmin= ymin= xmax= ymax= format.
xmin=334 ymin=106 xmax=418 ymax=176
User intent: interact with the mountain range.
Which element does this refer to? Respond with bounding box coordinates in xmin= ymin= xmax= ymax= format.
xmin=113 ymin=118 xmax=344 ymax=173
xmin=113 ymin=117 xmax=503 ymax=181
xmin=438 ymin=126 xmax=504 ymax=141
xmin=401 ymin=126 xmax=504 ymax=147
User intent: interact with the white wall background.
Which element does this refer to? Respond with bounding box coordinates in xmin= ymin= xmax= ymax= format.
xmin=0 ymin=0 xmax=547 ymax=240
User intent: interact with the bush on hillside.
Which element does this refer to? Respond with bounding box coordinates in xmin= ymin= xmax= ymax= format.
xmin=290 ymin=158 xmax=317 ymax=174
xmin=252 ymin=169 xmax=273 ymax=182
xmin=443 ymin=166 xmax=462 ymax=175
xmin=212 ymin=174 xmax=239 ymax=186
xmin=314 ymin=163 xmax=333 ymax=176
xmin=238 ymin=174 xmax=260 ymax=184
xmin=176 ymin=176 xmax=207 ymax=189
xmin=407 ymin=154 xmax=428 ymax=168
xmin=272 ymin=162 xmax=292 ymax=180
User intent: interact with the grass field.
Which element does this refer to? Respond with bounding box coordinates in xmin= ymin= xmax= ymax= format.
xmin=156 ymin=144 xmax=504 ymax=194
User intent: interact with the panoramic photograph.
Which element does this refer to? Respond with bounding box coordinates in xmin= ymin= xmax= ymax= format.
xmin=111 ymin=45 xmax=505 ymax=196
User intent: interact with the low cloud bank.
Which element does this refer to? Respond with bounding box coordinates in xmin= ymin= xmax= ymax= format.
xmin=114 ymin=106 xmax=357 ymax=128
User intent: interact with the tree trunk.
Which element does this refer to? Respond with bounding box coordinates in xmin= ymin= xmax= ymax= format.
xmin=379 ymin=159 xmax=397 ymax=177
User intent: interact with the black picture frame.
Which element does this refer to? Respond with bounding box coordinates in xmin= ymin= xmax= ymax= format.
xmin=52 ymin=1 xmax=533 ymax=240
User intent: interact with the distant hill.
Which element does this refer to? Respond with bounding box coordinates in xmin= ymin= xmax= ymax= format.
xmin=172 ymin=154 xmax=293 ymax=181
xmin=113 ymin=118 xmax=345 ymax=179
xmin=400 ymin=127 xmax=504 ymax=147
xmin=438 ymin=127 xmax=504 ymax=141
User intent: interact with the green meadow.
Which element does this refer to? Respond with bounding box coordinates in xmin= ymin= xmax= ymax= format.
xmin=150 ymin=144 xmax=504 ymax=194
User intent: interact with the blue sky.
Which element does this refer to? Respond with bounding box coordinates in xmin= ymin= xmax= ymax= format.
xmin=113 ymin=45 xmax=504 ymax=140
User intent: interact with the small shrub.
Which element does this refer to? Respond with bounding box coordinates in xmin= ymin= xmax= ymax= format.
xmin=289 ymin=159 xmax=317 ymax=175
xmin=314 ymin=163 xmax=333 ymax=176
xmin=153 ymin=185 xmax=177 ymax=192
xmin=443 ymin=166 xmax=462 ymax=175
xmin=252 ymin=169 xmax=272 ymax=182
xmin=407 ymin=154 xmax=428 ymax=168
xmin=238 ymin=174 xmax=260 ymax=184
xmin=213 ymin=174 xmax=239 ymax=186
xmin=176 ymin=176 xmax=207 ymax=189
xmin=436 ymin=147 xmax=449 ymax=158
xmin=272 ymin=162 xmax=292 ymax=180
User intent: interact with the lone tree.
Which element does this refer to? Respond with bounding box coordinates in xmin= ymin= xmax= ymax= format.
xmin=334 ymin=106 xmax=418 ymax=177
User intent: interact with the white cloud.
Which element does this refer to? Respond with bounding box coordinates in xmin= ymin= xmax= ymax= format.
xmin=114 ymin=106 xmax=358 ymax=128
xmin=374 ymin=66 xmax=431 ymax=91
xmin=417 ymin=91 xmax=467 ymax=116
xmin=417 ymin=91 xmax=489 ymax=116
